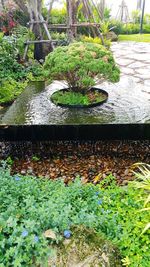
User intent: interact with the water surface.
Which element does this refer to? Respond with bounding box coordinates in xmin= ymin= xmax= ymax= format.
xmin=0 ymin=78 xmax=150 ymax=125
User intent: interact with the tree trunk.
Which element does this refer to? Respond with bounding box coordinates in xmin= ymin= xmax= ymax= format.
xmin=13 ymin=0 xmax=29 ymax=14
xmin=28 ymin=0 xmax=44 ymax=60
xmin=66 ymin=0 xmax=80 ymax=42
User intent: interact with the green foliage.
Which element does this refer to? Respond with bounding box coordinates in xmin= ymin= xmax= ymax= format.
xmin=0 ymin=79 xmax=27 ymax=105
xmin=0 ymin=164 xmax=149 ymax=266
xmin=51 ymin=32 xmax=69 ymax=46
xmin=6 ymin=157 xmax=14 ymax=166
xmin=32 ymin=156 xmax=40 ymax=162
xmin=109 ymin=19 xmax=150 ymax=35
xmin=80 ymin=35 xmax=111 ymax=48
xmin=51 ymin=90 xmax=106 ymax=106
xmin=0 ymin=35 xmax=27 ymax=81
xmin=25 ymin=62 xmax=45 ymax=82
xmin=132 ymin=163 xmax=150 ymax=235
xmin=12 ymin=25 xmax=35 ymax=58
xmin=51 ymin=91 xmax=89 ymax=105
xmin=104 ymin=7 xmax=111 ymax=20
xmin=44 ymin=42 xmax=120 ymax=93
xmin=131 ymin=10 xmax=141 ymax=24
xmin=80 ymin=35 xmax=103 ymax=45
xmin=48 ymin=8 xmax=67 ymax=24
xmin=0 ymin=32 xmax=45 ymax=104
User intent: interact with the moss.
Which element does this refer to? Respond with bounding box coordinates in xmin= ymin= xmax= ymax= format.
xmin=50 ymin=226 xmax=122 ymax=267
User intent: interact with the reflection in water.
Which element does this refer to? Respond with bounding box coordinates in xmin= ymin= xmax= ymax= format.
xmin=1 ymin=82 xmax=45 ymax=124
xmin=1 ymin=78 xmax=150 ymax=125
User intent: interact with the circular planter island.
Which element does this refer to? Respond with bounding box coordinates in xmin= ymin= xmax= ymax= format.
xmin=50 ymin=88 xmax=108 ymax=108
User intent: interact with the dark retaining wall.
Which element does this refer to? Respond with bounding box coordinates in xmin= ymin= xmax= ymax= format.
xmin=0 ymin=124 xmax=150 ymax=141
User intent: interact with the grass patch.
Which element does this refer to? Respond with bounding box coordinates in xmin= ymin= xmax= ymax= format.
xmin=51 ymin=90 xmax=106 ymax=106
xmin=118 ymin=34 xmax=150 ymax=42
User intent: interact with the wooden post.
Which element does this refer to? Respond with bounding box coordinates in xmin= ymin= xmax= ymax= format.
xmin=24 ymin=0 xmax=54 ymax=60
xmin=66 ymin=0 xmax=74 ymax=42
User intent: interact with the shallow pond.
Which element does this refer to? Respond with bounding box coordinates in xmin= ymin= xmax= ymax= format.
xmin=0 ymin=77 xmax=150 ymax=125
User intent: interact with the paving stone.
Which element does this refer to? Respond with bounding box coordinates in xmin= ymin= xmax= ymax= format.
xmin=144 ymin=80 xmax=150 ymax=86
xmin=135 ymin=68 xmax=150 ymax=75
xmin=120 ymin=67 xmax=135 ymax=75
xmin=135 ymin=74 xmax=150 ymax=80
xmin=128 ymin=62 xmax=147 ymax=69
xmin=128 ymin=54 xmax=150 ymax=61
xmin=115 ymin=58 xmax=134 ymax=66
xmin=111 ymin=42 xmax=150 ymax=85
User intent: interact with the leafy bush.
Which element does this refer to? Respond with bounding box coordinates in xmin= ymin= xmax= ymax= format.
xmin=12 ymin=25 xmax=35 ymax=58
xmin=44 ymin=42 xmax=120 ymax=93
xmin=109 ymin=19 xmax=150 ymax=35
xmin=108 ymin=19 xmax=124 ymax=35
xmin=50 ymin=31 xmax=69 ymax=46
xmin=0 ymin=79 xmax=27 ymax=105
xmin=121 ymin=23 xmax=140 ymax=34
xmin=80 ymin=35 xmax=111 ymax=48
xmin=80 ymin=35 xmax=103 ymax=45
xmin=0 ymin=34 xmax=27 ymax=81
xmin=0 ymin=32 xmax=45 ymax=104
xmin=0 ymin=164 xmax=150 ymax=266
xmin=48 ymin=7 xmax=67 ymax=25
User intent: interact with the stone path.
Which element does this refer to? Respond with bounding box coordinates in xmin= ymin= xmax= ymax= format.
xmin=111 ymin=42 xmax=150 ymax=86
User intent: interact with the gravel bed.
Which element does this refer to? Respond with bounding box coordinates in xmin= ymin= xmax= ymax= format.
xmin=0 ymin=141 xmax=149 ymax=185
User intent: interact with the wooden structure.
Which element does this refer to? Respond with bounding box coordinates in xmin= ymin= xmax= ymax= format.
xmin=23 ymin=0 xmax=54 ymax=60
xmin=48 ymin=0 xmax=105 ymax=44
xmin=24 ymin=0 xmax=105 ymax=60
xmin=116 ymin=0 xmax=130 ymax=23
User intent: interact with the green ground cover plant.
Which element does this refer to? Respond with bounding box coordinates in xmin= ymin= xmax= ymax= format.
xmin=0 ymin=163 xmax=149 ymax=266
xmin=51 ymin=90 xmax=106 ymax=106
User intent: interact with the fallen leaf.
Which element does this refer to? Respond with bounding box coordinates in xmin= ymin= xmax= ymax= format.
xmin=93 ymin=173 xmax=102 ymax=184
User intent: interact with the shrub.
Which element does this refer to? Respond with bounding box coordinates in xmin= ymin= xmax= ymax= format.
xmin=0 ymin=34 xmax=27 ymax=81
xmin=0 ymin=31 xmax=45 ymax=104
xmin=109 ymin=19 xmax=124 ymax=35
xmin=81 ymin=35 xmax=103 ymax=45
xmin=44 ymin=42 xmax=120 ymax=93
xmin=109 ymin=19 xmax=150 ymax=35
xmin=80 ymin=35 xmax=111 ymax=48
xmin=121 ymin=23 xmax=140 ymax=34
xmin=48 ymin=7 xmax=67 ymax=25
xmin=0 ymin=78 xmax=27 ymax=105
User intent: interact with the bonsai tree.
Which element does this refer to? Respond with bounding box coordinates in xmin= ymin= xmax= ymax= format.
xmin=44 ymin=42 xmax=120 ymax=94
